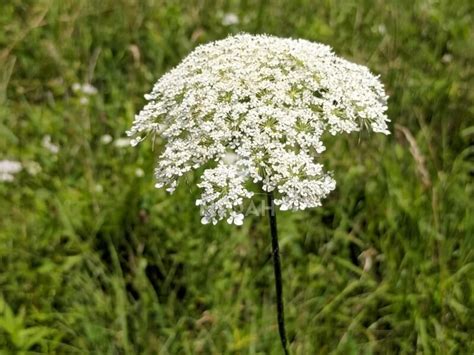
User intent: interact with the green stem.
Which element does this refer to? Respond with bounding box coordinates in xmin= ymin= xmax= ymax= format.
xmin=266 ymin=191 xmax=289 ymax=355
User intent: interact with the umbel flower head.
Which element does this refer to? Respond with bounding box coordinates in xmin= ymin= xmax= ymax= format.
xmin=128 ymin=34 xmax=389 ymax=225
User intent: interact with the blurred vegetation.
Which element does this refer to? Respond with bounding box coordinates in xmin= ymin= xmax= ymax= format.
xmin=0 ymin=0 xmax=473 ymax=353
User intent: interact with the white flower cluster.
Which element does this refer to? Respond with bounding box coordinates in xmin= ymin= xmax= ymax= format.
xmin=128 ymin=34 xmax=389 ymax=225
xmin=72 ymin=82 xmax=98 ymax=105
xmin=42 ymin=135 xmax=60 ymax=154
xmin=221 ymin=13 xmax=239 ymax=26
xmin=72 ymin=82 xmax=98 ymax=96
xmin=0 ymin=160 xmax=22 ymax=182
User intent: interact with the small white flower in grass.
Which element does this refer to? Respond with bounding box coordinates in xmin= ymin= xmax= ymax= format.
xmin=42 ymin=135 xmax=60 ymax=154
xmin=79 ymin=97 xmax=89 ymax=105
xmin=100 ymin=134 xmax=113 ymax=144
xmin=114 ymin=137 xmax=132 ymax=148
xmin=72 ymin=83 xmax=82 ymax=92
xmin=0 ymin=160 xmax=22 ymax=182
xmin=221 ymin=13 xmax=239 ymax=26
xmin=135 ymin=168 xmax=144 ymax=177
xmin=441 ymin=53 xmax=453 ymax=64
xmin=81 ymin=83 xmax=98 ymax=95
xmin=72 ymin=83 xmax=97 ymax=96
xmin=128 ymin=34 xmax=390 ymax=225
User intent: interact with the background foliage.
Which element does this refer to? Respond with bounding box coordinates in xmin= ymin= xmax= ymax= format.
xmin=0 ymin=0 xmax=473 ymax=353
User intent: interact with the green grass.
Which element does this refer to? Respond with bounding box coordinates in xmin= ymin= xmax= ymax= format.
xmin=0 ymin=0 xmax=473 ymax=353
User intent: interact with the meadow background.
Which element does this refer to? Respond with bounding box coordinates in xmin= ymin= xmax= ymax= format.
xmin=1 ymin=0 xmax=473 ymax=353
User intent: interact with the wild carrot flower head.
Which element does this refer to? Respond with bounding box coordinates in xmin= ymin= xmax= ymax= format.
xmin=128 ymin=34 xmax=389 ymax=225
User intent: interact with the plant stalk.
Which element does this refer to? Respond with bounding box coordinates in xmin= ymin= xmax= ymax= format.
xmin=266 ymin=191 xmax=289 ymax=355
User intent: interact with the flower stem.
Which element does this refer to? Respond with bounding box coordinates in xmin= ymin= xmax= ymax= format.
xmin=266 ymin=191 xmax=289 ymax=355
